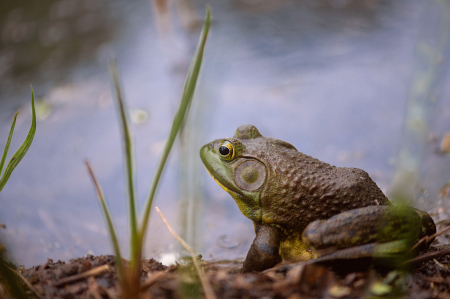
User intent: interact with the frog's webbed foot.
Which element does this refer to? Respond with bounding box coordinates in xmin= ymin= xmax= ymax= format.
xmin=412 ymin=208 xmax=437 ymax=249
xmin=242 ymin=224 xmax=282 ymax=272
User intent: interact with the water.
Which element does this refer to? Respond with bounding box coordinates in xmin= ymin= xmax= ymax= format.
xmin=0 ymin=0 xmax=449 ymax=268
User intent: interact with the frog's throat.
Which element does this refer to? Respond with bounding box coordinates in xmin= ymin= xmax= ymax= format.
xmin=204 ymin=166 xmax=262 ymax=222
xmin=204 ymin=166 xmax=236 ymax=195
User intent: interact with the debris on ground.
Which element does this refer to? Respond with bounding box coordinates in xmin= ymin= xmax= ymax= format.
xmin=0 ymin=248 xmax=449 ymax=299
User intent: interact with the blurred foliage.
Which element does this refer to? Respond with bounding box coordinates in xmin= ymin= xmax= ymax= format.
xmin=0 ymin=245 xmax=28 ymax=299
xmin=0 ymin=87 xmax=36 ymax=192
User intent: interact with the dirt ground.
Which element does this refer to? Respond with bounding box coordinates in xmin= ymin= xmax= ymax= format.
xmin=1 ymin=245 xmax=450 ymax=299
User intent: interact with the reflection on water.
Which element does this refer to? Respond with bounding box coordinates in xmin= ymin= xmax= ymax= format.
xmin=0 ymin=0 xmax=115 ymax=93
xmin=0 ymin=0 xmax=449 ymax=268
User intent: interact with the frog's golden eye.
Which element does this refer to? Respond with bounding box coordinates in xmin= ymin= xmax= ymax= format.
xmin=219 ymin=141 xmax=234 ymax=160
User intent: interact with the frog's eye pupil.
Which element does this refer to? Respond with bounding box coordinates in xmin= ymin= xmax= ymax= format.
xmin=219 ymin=146 xmax=229 ymax=156
xmin=219 ymin=141 xmax=234 ymax=160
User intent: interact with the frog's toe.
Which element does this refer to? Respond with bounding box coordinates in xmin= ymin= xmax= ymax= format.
xmin=412 ymin=208 xmax=437 ymax=246
xmin=316 ymin=243 xmax=376 ymax=260
xmin=313 ymin=240 xmax=412 ymax=271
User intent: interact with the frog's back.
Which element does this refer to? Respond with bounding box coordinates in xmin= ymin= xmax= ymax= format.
xmin=260 ymin=149 xmax=390 ymax=233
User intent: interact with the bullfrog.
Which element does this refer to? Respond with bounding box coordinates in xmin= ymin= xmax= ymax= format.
xmin=200 ymin=125 xmax=436 ymax=272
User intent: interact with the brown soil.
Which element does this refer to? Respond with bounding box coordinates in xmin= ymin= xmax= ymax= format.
xmin=2 ymin=247 xmax=450 ymax=299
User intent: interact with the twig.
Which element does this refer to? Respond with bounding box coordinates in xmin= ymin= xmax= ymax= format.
xmin=54 ymin=264 xmax=110 ymax=287
xmin=103 ymin=287 xmax=120 ymax=299
xmin=433 ymin=258 xmax=449 ymax=270
xmin=0 ymin=223 xmax=5 ymax=229
xmin=7 ymin=265 xmax=44 ymax=299
xmin=404 ymin=247 xmax=450 ymax=265
xmin=37 ymin=259 xmax=51 ymax=278
xmin=139 ymin=271 xmax=166 ymax=291
xmin=421 ymin=276 xmax=445 ymax=283
xmin=87 ymin=277 xmax=103 ymax=299
xmin=155 ymin=207 xmax=217 ymax=299
xmin=408 ymin=224 xmax=450 ymax=253
xmin=17 ymin=271 xmax=44 ymax=299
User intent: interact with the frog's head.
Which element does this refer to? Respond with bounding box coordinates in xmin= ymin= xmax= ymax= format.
xmin=200 ymin=124 xmax=296 ymax=223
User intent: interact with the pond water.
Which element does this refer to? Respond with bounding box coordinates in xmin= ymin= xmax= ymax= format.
xmin=1 ymin=0 xmax=450 ymax=268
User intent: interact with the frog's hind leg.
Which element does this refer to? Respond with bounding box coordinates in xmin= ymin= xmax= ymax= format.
xmin=301 ymin=205 xmax=430 ymax=257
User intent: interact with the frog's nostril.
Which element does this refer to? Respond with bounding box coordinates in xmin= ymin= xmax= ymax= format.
xmin=209 ymin=143 xmax=214 ymax=149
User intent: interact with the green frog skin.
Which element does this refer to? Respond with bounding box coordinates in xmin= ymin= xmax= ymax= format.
xmin=200 ymin=125 xmax=436 ymax=272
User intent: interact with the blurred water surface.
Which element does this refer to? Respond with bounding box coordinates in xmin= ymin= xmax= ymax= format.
xmin=0 ymin=0 xmax=449 ymax=267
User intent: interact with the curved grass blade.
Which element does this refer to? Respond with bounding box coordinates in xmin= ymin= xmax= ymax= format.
xmin=85 ymin=160 xmax=125 ymax=283
xmin=156 ymin=207 xmax=217 ymax=299
xmin=109 ymin=61 xmax=139 ymax=267
xmin=0 ymin=86 xmax=36 ymax=192
xmin=138 ymin=5 xmax=211 ymax=246
xmin=0 ymin=113 xmax=18 ymax=176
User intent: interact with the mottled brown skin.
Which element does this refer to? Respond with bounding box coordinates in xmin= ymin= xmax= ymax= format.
xmin=258 ymin=146 xmax=391 ymax=233
xmin=200 ymin=125 xmax=435 ymax=272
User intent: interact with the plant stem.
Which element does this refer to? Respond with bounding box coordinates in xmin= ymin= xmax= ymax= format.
xmin=109 ymin=62 xmax=139 ymax=268
xmin=138 ymin=4 xmax=211 ymax=248
xmin=85 ymin=160 xmax=126 ymax=284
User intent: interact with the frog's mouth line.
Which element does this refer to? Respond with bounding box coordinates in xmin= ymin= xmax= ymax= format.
xmin=203 ymin=166 xmax=242 ymax=196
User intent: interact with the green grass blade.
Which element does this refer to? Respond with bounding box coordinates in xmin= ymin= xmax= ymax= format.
xmin=0 ymin=86 xmax=36 ymax=192
xmin=0 ymin=113 xmax=19 ymax=176
xmin=108 ymin=61 xmax=139 ymax=266
xmin=85 ymin=160 xmax=125 ymax=282
xmin=138 ymin=6 xmax=211 ymax=242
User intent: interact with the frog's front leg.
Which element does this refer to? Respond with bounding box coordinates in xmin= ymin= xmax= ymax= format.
xmin=242 ymin=223 xmax=282 ymax=272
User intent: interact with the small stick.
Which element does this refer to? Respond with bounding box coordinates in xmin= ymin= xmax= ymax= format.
xmin=433 ymin=258 xmax=449 ymax=270
xmin=404 ymin=247 xmax=450 ymax=265
xmin=66 ymin=240 xmax=81 ymax=260
xmin=0 ymin=223 xmax=6 ymax=229
xmin=87 ymin=277 xmax=103 ymax=299
xmin=155 ymin=207 xmax=217 ymax=299
xmin=7 ymin=266 xmax=44 ymax=299
xmin=103 ymin=287 xmax=120 ymax=299
xmin=420 ymin=276 xmax=445 ymax=283
xmin=408 ymin=224 xmax=450 ymax=253
xmin=54 ymin=264 xmax=110 ymax=287
xmin=139 ymin=271 xmax=166 ymax=291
